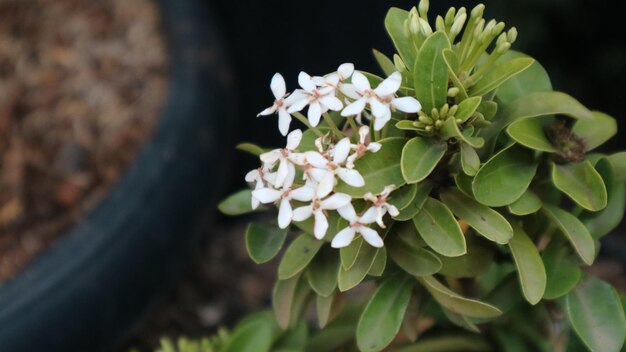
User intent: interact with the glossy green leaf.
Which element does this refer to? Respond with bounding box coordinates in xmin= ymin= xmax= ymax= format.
xmin=393 ymin=181 xmax=433 ymax=221
xmin=506 ymin=91 xmax=594 ymax=121
xmin=394 ymin=335 xmax=491 ymax=352
xmin=443 ymin=308 xmax=480 ymax=333
xmin=418 ymin=276 xmax=502 ymax=318
xmin=455 ymin=96 xmax=482 ymax=123
xmin=274 ymin=322 xmax=309 ymax=350
xmin=401 ymin=137 xmax=448 ymax=183
xmin=236 ymin=142 xmax=266 ymax=156
xmin=357 ymin=275 xmax=414 ymax=352
xmin=507 ymin=223 xmax=546 ymax=305
xmin=572 ymin=111 xmax=617 ymax=151
xmin=245 ymin=223 xmax=288 ymax=264
xmin=340 ymin=237 xmax=363 ymax=270
xmin=470 ymin=57 xmax=534 ymax=96
xmin=316 ymin=293 xmax=335 ymax=328
xmin=338 ymin=243 xmax=379 ymax=291
xmin=477 ymin=101 xmax=498 ymax=120
xmin=218 ymin=189 xmax=255 ymax=215
xmin=551 ymin=161 xmax=607 ymax=212
xmin=368 ymin=247 xmax=387 ymax=276
xmin=278 ymin=235 xmax=324 ymax=280
xmin=336 ymin=138 xmax=406 ymax=197
xmin=454 ymin=173 xmax=474 ymax=198
xmin=272 ymin=274 xmax=302 ymax=329
xmin=581 ymin=159 xmax=626 ymax=238
xmin=388 ymin=183 xmax=418 ymax=211
xmin=542 ymin=242 xmax=581 ymax=300
xmin=438 ymin=243 xmax=494 ymax=279
xmin=506 ymin=117 xmax=557 ymax=152
xmin=440 ymin=188 xmax=513 ymax=244
xmin=608 ymin=152 xmax=626 ymax=181
xmin=507 ymin=190 xmax=542 ymax=215
xmin=542 ymin=204 xmax=595 ymax=265
xmin=387 ymin=236 xmax=442 ymax=276
xmin=442 ymin=49 xmax=469 ymax=100
xmin=384 ymin=8 xmax=415 ymax=68
xmin=460 ymin=143 xmax=480 ymax=176
xmin=472 ymin=144 xmax=538 ymax=207
xmin=566 ymin=276 xmax=626 ymax=352
xmin=306 ymin=247 xmax=340 ymax=297
xmin=413 ymin=32 xmax=450 ymax=113
xmin=305 ymin=306 xmax=360 ymax=352
xmin=393 ymin=220 xmax=427 ymax=249
xmin=395 ymin=120 xmax=421 ymax=131
xmin=496 ymin=51 xmax=552 ymax=105
xmin=440 ymin=118 xmax=485 ymax=148
xmin=373 ymin=49 xmax=396 ymax=76
xmin=224 ymin=313 xmax=276 ymax=352
xmin=413 ymin=197 xmax=466 ymax=257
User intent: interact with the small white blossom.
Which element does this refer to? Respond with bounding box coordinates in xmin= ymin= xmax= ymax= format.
xmin=312 ymin=63 xmax=355 ymax=95
xmin=346 ymin=126 xmax=382 ymax=168
xmin=341 ymin=71 xmax=422 ymax=131
xmin=332 ymin=204 xmax=383 ymax=248
xmin=364 ymin=185 xmax=399 ymax=228
xmin=252 ymin=185 xmax=315 ymax=229
xmin=287 ymin=72 xmax=343 ymax=127
xmin=292 ymin=193 xmax=352 ymax=239
xmin=260 ymin=129 xmax=305 ymax=189
xmin=257 ymin=73 xmax=304 ymax=136
xmin=245 ymin=167 xmax=272 ymax=209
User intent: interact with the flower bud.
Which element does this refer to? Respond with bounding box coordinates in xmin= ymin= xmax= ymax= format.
xmin=448 ymin=105 xmax=458 ymax=116
xmin=419 ymin=0 xmax=430 ymax=17
xmin=473 ymin=19 xmax=485 ymax=38
xmin=470 ymin=3 xmax=485 ymax=20
xmin=444 ymin=7 xmax=456 ymax=26
xmin=419 ymin=114 xmax=433 ymax=124
xmin=507 ymin=27 xmax=518 ymax=44
xmin=409 ymin=7 xmax=420 ymax=35
xmin=496 ymin=41 xmax=511 ymax=54
xmin=419 ymin=18 xmax=433 ymax=36
xmin=393 ymin=54 xmax=406 ymax=72
xmin=435 ymin=120 xmax=443 ymax=128
xmin=493 ymin=22 xmax=505 ymax=36
xmin=435 ymin=16 xmax=446 ymax=32
xmin=450 ymin=13 xmax=467 ymax=37
xmin=496 ymin=33 xmax=507 ymax=46
xmin=431 ymin=108 xmax=440 ymax=119
xmin=441 ymin=103 xmax=450 ymax=116
xmin=447 ymin=87 xmax=460 ymax=97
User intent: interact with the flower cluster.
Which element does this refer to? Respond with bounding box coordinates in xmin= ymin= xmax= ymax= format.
xmin=258 ymin=64 xmax=421 ymax=136
xmin=246 ymin=127 xmax=398 ymax=248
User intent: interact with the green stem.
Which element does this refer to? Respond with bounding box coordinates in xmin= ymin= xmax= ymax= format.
xmin=347 ymin=116 xmax=359 ymax=142
xmin=323 ymin=112 xmax=344 ymax=138
xmin=292 ymin=112 xmax=324 ymax=137
xmin=467 ymin=50 xmax=503 ymax=83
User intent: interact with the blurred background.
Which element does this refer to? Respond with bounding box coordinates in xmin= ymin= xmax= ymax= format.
xmin=0 ymin=0 xmax=624 ymax=351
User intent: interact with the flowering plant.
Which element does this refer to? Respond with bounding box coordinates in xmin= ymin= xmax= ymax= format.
xmin=218 ymin=2 xmax=626 ymax=351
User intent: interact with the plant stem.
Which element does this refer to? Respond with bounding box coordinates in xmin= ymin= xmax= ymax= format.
xmin=347 ymin=116 xmax=359 ymax=141
xmin=323 ymin=112 xmax=344 ymax=138
xmin=292 ymin=112 xmax=324 ymax=137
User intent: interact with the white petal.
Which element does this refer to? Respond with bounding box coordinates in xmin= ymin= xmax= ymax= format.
xmin=317 ymin=171 xmax=335 ymax=198
xmin=386 ymin=204 xmax=400 ymax=217
xmin=391 ymin=96 xmax=422 ymax=113
xmin=288 ymin=152 xmax=307 ymax=166
xmin=287 ymin=96 xmax=309 ymax=113
xmin=370 ymin=98 xmax=390 ymax=119
xmin=270 ymin=73 xmax=286 ymax=98
xmin=337 ymin=204 xmax=358 ymax=223
xmin=331 ymin=227 xmax=356 ymax=248
xmin=359 ymin=206 xmax=378 ymax=224
xmin=337 ymin=168 xmax=365 ymax=187
xmin=373 ymin=111 xmax=391 ymax=131
xmin=284 ymin=90 xmax=305 ymax=106
xmin=292 ymin=205 xmax=313 ymax=221
xmin=304 ymin=151 xmax=329 ymax=169
xmin=340 ymin=98 xmax=367 ymax=117
xmin=263 ymin=172 xmax=277 ymax=186
xmin=338 ymin=63 xmax=354 ymax=80
xmin=283 ymin=163 xmax=296 ymax=189
xmin=374 ymin=71 xmax=402 ymax=96
xmin=312 ymin=75 xmax=327 ymax=86
xmin=340 ymin=83 xmax=361 ymax=99
xmin=257 ymin=105 xmax=277 ymax=116
xmin=245 ymin=169 xmax=260 ymax=183
xmin=278 ymin=109 xmax=292 ymax=136
xmin=351 ymin=71 xmax=371 ymax=93
xmin=308 ymin=167 xmax=328 ymax=183
xmin=290 ymin=185 xmax=315 ymax=202
xmin=320 ymin=96 xmax=343 ymax=111
xmin=324 ymin=73 xmax=340 ymax=87
xmin=251 ymin=196 xmax=260 ymax=209
xmin=251 ymin=188 xmax=282 ymax=203
xmin=286 ymin=129 xmax=303 ymax=150
xmin=346 ymin=153 xmax=358 ymax=169
xmin=375 ymin=208 xmax=386 ymax=228
xmin=358 ymin=125 xmax=370 ymax=144
xmin=321 ymin=193 xmax=352 ymax=210
xmin=275 ymin=159 xmax=289 ymax=188
xmin=260 ymin=150 xmax=280 ymax=165
xmin=308 ymin=102 xmax=322 ymax=127
xmin=359 ymin=226 xmax=384 ymax=248
xmin=298 ymin=71 xmax=317 ymax=92
xmin=278 ymin=198 xmax=293 ymax=229
xmin=333 ymin=137 xmax=351 ymax=164
xmin=313 ymin=210 xmax=328 ymax=240
xmin=367 ymin=142 xmax=382 ymax=153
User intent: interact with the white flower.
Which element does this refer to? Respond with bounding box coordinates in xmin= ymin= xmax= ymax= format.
xmin=292 ymin=193 xmax=352 ymax=239
xmin=257 ymin=73 xmax=304 ymax=136
xmin=364 ymin=185 xmax=399 ymax=228
xmin=245 ymin=167 xmax=271 ymax=209
xmin=260 ymin=129 xmax=306 ymax=189
xmin=312 ymin=63 xmax=355 ymax=95
xmin=287 ymin=72 xmax=344 ymax=127
xmin=346 ymin=126 xmax=382 ymax=168
xmin=332 ymin=204 xmax=383 ymax=248
xmin=252 ymin=185 xmax=315 ymax=229
xmin=341 ymin=71 xmax=422 ymax=131
xmin=305 ymin=137 xmax=365 ymax=198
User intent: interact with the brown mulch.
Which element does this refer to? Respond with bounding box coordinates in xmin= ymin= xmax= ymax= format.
xmin=0 ymin=0 xmax=167 ymax=284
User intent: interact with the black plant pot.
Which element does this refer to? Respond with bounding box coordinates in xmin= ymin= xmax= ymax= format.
xmin=0 ymin=0 xmax=233 ymax=351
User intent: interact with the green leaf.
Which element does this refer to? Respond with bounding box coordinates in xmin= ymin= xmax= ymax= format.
xmin=401 ymin=137 xmax=448 ymax=184
xmin=566 ymin=276 xmax=626 ymax=352
xmin=443 ymin=308 xmax=480 ymax=333
xmin=218 ymin=189 xmax=255 ymax=215
xmin=437 ymin=243 xmax=494 ymax=279
xmin=505 ymin=91 xmax=594 ymax=121
xmin=236 ymin=142 xmax=266 ymax=156
xmin=393 ymin=181 xmax=433 ymax=221
xmin=507 ymin=222 xmax=546 ymax=305
xmin=368 ymin=248 xmax=387 ymax=277
xmin=395 ymin=120 xmax=421 ymax=131
xmin=356 ymin=275 xmax=414 ymax=352
xmin=413 ymin=197 xmax=466 ymax=257
xmin=470 ymin=57 xmax=535 ymax=97
xmin=393 ymin=220 xmax=427 ymax=249
xmin=460 ymin=143 xmax=480 ymax=176
xmin=472 ymin=144 xmax=538 ymax=207
xmin=316 ymin=293 xmax=335 ymax=328
xmin=551 ymin=161 xmax=607 ymax=212
xmin=338 ymin=242 xmax=379 ymax=291
xmin=477 ymin=101 xmax=498 ymax=120
xmin=336 ymin=138 xmax=406 ymax=197
xmin=278 ymin=235 xmax=324 ymax=280
xmin=496 ymin=50 xmax=552 ymax=105
xmin=274 ymin=321 xmax=309 ymax=350
xmin=507 ymin=190 xmax=542 ymax=215
xmin=440 ymin=188 xmax=513 ymax=244
xmin=340 ymin=237 xmax=363 ymax=270
xmin=388 ymin=183 xmax=418 ymax=211
xmin=413 ymin=32 xmax=451 ymax=113
xmin=542 ymin=242 xmax=581 ymax=300
xmin=572 ymin=111 xmax=617 ymax=151
xmin=273 ymin=274 xmax=302 ymax=329
xmin=387 ymin=235 xmax=442 ymax=276
xmin=305 ymin=306 xmax=360 ymax=352
xmin=394 ymin=335 xmax=491 ymax=352
xmin=542 ymin=204 xmax=595 ymax=265
xmin=442 ymin=48 xmax=469 ymax=100
xmin=440 ymin=118 xmax=485 ymax=148
xmin=454 ymin=173 xmax=475 ymax=198
xmin=418 ymin=276 xmax=502 ymax=318
xmin=455 ymin=96 xmax=483 ymax=123
xmin=506 ymin=117 xmax=557 ymax=152
xmin=608 ymin=152 xmax=626 ymax=181
xmin=373 ymin=49 xmax=396 ymax=76
xmin=245 ymin=223 xmax=288 ymax=264
xmin=384 ymin=8 xmax=415 ymax=68
xmin=224 ymin=313 xmax=276 ymax=352
xmin=581 ymin=159 xmax=626 ymax=238
xmin=306 ymin=247 xmax=340 ymax=297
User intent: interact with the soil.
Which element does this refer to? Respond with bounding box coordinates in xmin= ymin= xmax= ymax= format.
xmin=0 ymin=0 xmax=167 ymax=283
